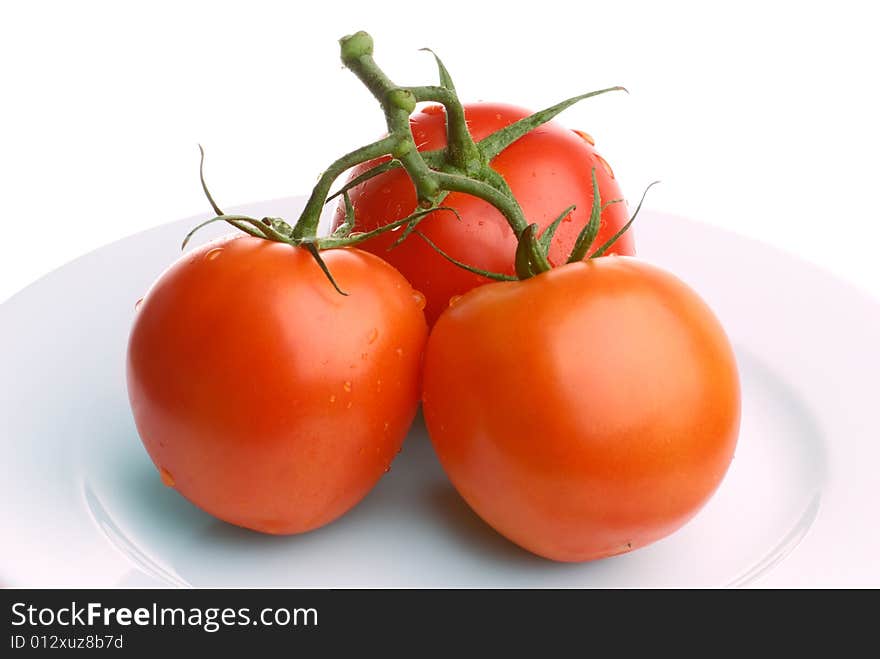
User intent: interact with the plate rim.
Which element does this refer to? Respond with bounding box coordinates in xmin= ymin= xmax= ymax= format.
xmin=2 ymin=197 xmax=879 ymax=587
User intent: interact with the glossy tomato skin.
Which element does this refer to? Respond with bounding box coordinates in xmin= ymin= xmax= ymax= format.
xmin=422 ymin=258 xmax=740 ymax=562
xmin=127 ymin=235 xmax=427 ymax=535
xmin=332 ymin=102 xmax=634 ymax=326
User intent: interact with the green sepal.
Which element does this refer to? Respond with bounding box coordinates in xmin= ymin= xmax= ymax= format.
xmin=198 ymin=145 xmax=224 ymax=216
xmin=477 ymin=86 xmax=627 ymax=161
xmin=514 ymin=224 xmax=539 ymax=279
xmin=318 ymin=198 xmax=448 ymax=249
xmin=388 ymin=195 xmax=451 ymax=247
xmin=181 ymin=215 xmax=270 ymax=251
xmin=419 ymin=48 xmax=457 ymax=92
xmin=331 ymin=191 xmax=357 ymax=239
xmin=414 ymin=231 xmax=517 ymax=282
xmin=590 ymin=181 xmax=660 ymax=258
xmin=263 ymin=217 xmax=293 ymax=237
xmin=538 ymin=204 xmax=577 ymax=258
xmin=302 ymin=241 xmax=348 ymax=296
xmin=567 ymin=169 xmax=603 ymax=263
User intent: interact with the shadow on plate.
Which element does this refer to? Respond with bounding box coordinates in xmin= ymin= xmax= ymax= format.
xmin=88 ymin=426 xmax=561 ymax=586
xmin=421 ymin=483 xmax=547 ymax=568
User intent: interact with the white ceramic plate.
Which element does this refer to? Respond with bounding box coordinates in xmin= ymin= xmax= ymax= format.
xmin=2 ymin=197 xmax=878 ymax=587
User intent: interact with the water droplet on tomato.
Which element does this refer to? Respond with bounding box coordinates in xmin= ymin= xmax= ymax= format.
xmin=572 ymin=129 xmax=595 ymax=145
xmin=495 ymin=113 xmax=502 ymax=120
xmin=383 ymin=421 xmax=390 ymax=431
xmin=412 ymin=290 xmax=426 ymax=310
xmin=595 ymin=153 xmax=615 ymax=179
xmin=368 ymin=328 xmax=379 ymax=344
xmin=159 ymin=467 xmax=175 ymax=488
xmin=384 ymin=465 xmax=392 ymax=474
xmin=329 ymin=394 xmax=337 ymax=404
xmin=134 ymin=298 xmax=143 ymax=310
xmin=395 ymin=347 xmax=404 ymax=357
xmin=346 ymin=401 xmax=353 ymax=409
xmin=343 ymin=381 xmax=352 ymax=393
xmin=477 ymin=220 xmax=485 ymax=227
xmin=448 ymin=295 xmax=462 ymax=307
xmin=361 ymin=352 xmax=368 ymax=361
xmin=205 ymin=247 xmax=224 ymax=261
xmin=376 ymin=379 xmax=382 ymax=392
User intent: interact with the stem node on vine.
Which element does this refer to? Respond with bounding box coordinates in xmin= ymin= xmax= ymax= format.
xmin=339 ymin=31 xmax=373 ymax=64
xmin=388 ymin=88 xmax=417 ymax=114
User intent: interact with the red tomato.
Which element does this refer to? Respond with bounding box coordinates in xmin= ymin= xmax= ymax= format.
xmin=333 ymin=102 xmax=634 ymax=325
xmin=422 ymin=257 xmax=740 ymax=562
xmin=127 ymin=235 xmax=427 ymax=534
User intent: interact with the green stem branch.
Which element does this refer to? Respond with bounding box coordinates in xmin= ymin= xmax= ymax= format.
xmin=433 ymin=172 xmax=551 ymax=274
xmin=292 ymin=136 xmax=397 ymax=240
xmin=191 ymin=31 xmax=632 ymax=294
xmin=409 ymin=86 xmax=482 ymax=173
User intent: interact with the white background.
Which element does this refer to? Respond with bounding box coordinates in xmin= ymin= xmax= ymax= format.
xmin=1 ymin=0 xmax=878 ymax=303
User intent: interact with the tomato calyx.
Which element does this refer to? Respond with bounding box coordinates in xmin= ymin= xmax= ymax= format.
xmin=559 ymin=171 xmax=659 ymax=265
xmin=186 ymin=145 xmax=461 ymax=295
xmin=589 ymin=179 xmax=660 ymax=259
xmin=411 ymin=174 xmax=659 ymax=282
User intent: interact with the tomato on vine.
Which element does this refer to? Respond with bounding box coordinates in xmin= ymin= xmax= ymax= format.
xmin=333 ymin=101 xmax=633 ymax=325
xmin=126 ymin=144 xmax=431 ymax=535
xmin=422 ymin=256 xmax=740 ymax=561
xmin=128 ymin=235 xmax=427 ymax=534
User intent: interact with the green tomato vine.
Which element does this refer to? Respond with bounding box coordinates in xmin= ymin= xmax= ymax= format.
xmin=187 ymin=30 xmax=653 ymax=294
